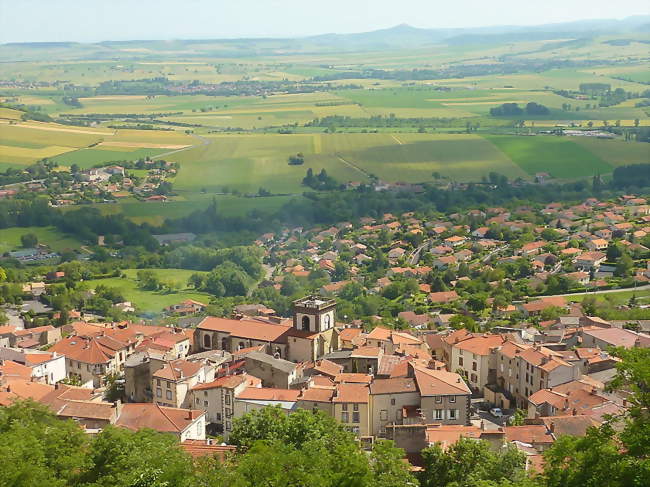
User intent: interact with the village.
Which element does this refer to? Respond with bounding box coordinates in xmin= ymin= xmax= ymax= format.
xmin=0 ymin=157 xmax=177 ymax=208
xmin=1 ymin=192 xmax=649 ymax=469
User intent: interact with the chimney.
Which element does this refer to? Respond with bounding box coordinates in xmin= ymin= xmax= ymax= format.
xmin=114 ymin=399 xmax=123 ymax=419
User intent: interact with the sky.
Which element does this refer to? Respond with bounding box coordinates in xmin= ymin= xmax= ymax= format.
xmin=0 ymin=0 xmax=648 ymax=43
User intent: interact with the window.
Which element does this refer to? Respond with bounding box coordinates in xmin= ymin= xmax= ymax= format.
xmin=204 ymin=391 xmax=207 ymax=397
xmin=203 ymin=334 xmax=211 ymax=349
xmin=380 ymin=410 xmax=388 ymax=421
xmin=225 ymin=408 xmax=231 ymax=418
xmin=203 ymin=401 xmax=208 ymax=407
xmin=341 ymin=411 xmax=349 ymax=423
xmin=472 ymin=362 xmax=477 ymax=371
xmin=342 ymin=403 xmax=348 ymax=411
xmin=225 ymin=395 xmax=231 ymax=405
xmin=471 ymin=373 xmax=477 ymax=383
xmin=195 ymin=398 xmax=200 ymax=405
xmin=390 ymin=398 xmax=396 ymax=406
xmin=353 ymin=403 xmax=359 ymax=412
xmin=166 ymin=381 xmax=171 ymax=388
xmin=351 ymin=426 xmax=360 ymax=435
xmin=449 ymin=396 xmax=456 ymax=403
xmin=301 ymin=315 xmax=310 ymax=331
xmin=458 ymin=357 xmax=464 ymax=366
xmin=225 ymin=421 xmax=231 ymax=431
xmin=352 ymin=412 xmax=360 ymax=423
xmin=77 ymin=362 xmax=81 ymax=369
xmin=435 ymin=396 xmax=442 ymax=404
xmin=157 ymin=379 xmax=161 ymax=386
xmin=449 ymin=409 xmax=457 ymax=420
xmin=434 ymin=409 xmax=444 ymax=420
xmin=156 ymin=388 xmax=162 ymax=398
xmin=166 ymin=390 xmax=172 ymax=400
xmin=216 ymin=413 xmax=222 ymax=421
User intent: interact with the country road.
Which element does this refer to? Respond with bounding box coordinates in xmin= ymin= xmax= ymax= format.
xmin=154 ymin=133 xmax=211 ymax=159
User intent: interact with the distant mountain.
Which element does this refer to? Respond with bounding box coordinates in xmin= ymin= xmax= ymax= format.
xmin=1 ymin=15 xmax=648 ymax=61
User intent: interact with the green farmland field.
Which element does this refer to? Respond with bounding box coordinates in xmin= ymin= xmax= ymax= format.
xmin=51 ymin=147 xmax=168 ymax=168
xmin=484 ymin=135 xmax=614 ymax=179
xmin=0 ymin=226 xmax=83 ymax=254
xmin=84 ymin=268 xmax=211 ymax=313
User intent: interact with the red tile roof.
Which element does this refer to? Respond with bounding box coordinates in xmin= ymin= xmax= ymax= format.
xmin=198 ymin=316 xmax=292 ymax=343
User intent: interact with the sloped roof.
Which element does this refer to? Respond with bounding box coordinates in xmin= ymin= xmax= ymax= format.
xmin=370 ymin=377 xmax=417 ymax=395
xmin=333 ymin=383 xmax=369 ymax=403
xmin=116 ymin=403 xmax=204 ymax=433
xmin=198 ymin=316 xmax=292 ymax=343
xmin=237 ymin=387 xmax=299 ymax=402
xmin=412 ymin=366 xmax=471 ymax=396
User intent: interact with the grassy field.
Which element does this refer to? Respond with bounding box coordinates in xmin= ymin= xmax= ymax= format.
xmin=566 ymin=288 xmax=650 ymax=306
xmin=51 ymin=147 xmax=169 ymax=168
xmin=484 ymin=135 xmax=614 ymax=179
xmin=84 ymin=268 xmax=211 ymax=313
xmin=327 ymin=133 xmax=529 ymax=182
xmin=0 ymin=226 xmax=83 ymax=253
xmin=80 ymin=194 xmax=300 ymax=225
xmin=571 ymin=138 xmax=650 ymax=167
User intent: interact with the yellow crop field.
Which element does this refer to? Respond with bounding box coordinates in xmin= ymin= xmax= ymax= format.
xmin=0 ymin=108 xmax=22 ymax=120
xmin=0 ymin=144 xmax=75 ymax=159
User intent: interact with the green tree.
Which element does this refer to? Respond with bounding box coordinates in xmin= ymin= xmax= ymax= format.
xmin=615 ymin=253 xmax=634 ymax=278
xmin=81 ymin=426 xmax=195 ymax=487
xmin=0 ymin=400 xmax=90 ymax=486
xmin=420 ymin=437 xmax=526 ymax=487
xmin=20 ymin=233 xmax=38 ymax=248
xmin=369 ymin=440 xmax=418 ymax=487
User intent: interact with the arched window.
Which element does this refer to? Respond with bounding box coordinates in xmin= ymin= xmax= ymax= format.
xmin=301 ymin=315 xmax=310 ymax=331
xmin=324 ymin=315 xmax=331 ymax=330
xmin=203 ymin=334 xmax=211 ymax=349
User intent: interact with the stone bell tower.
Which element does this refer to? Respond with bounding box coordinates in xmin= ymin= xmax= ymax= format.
xmin=292 ymin=296 xmax=336 ymax=333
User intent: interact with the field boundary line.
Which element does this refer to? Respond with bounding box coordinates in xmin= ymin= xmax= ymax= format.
xmin=336 ymin=154 xmax=371 ymax=179
xmin=391 ymin=135 xmax=404 ymax=145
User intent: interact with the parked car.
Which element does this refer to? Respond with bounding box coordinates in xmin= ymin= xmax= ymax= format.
xmin=490 ymin=407 xmax=503 ymax=418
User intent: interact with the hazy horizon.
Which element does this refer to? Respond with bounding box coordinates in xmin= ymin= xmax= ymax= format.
xmin=0 ymin=0 xmax=648 ymax=44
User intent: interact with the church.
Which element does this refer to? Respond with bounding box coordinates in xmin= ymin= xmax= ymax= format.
xmin=194 ymin=296 xmax=339 ymax=363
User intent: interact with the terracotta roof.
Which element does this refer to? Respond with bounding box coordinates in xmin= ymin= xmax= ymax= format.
xmin=370 ymin=377 xmax=417 ymax=395
xmin=366 ymin=326 xmax=392 ymax=341
xmin=333 ymin=383 xmax=369 ymax=403
xmin=56 ymin=400 xmax=116 ymax=421
xmin=541 ymin=415 xmax=600 ymax=437
xmin=153 ymin=359 xmax=203 ymax=381
xmin=237 ymin=387 xmax=299 ymax=402
xmin=454 ymin=334 xmax=505 ymax=356
xmin=23 ymin=353 xmax=55 ymax=365
xmin=428 ymin=291 xmax=459 ymax=303
xmin=504 ymin=425 xmax=554 ymax=445
xmin=425 ymin=424 xmax=496 ymax=449
xmin=197 ymin=316 xmax=292 ymax=343
xmin=351 ymin=346 xmax=382 ymax=358
xmin=1 ymin=379 xmax=54 ymax=401
xmin=299 ymin=387 xmax=335 ymax=402
xmin=49 ymin=336 xmax=115 ymax=364
xmin=0 ymin=360 xmax=32 ymax=381
xmin=412 ymin=366 xmax=471 ymax=396
xmin=181 ymin=439 xmax=236 ymax=460
xmin=338 ymin=328 xmax=363 ymax=342
xmin=582 ymin=327 xmax=650 ymax=348
xmin=191 ymin=374 xmax=257 ymax=391
xmin=116 ymin=403 xmax=204 ymax=433
xmin=308 ymin=359 xmax=343 ymax=377
xmin=334 ymin=373 xmax=372 ymax=384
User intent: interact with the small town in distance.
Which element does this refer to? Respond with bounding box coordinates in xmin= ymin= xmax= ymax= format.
xmin=0 ymin=1 xmax=649 ymax=486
